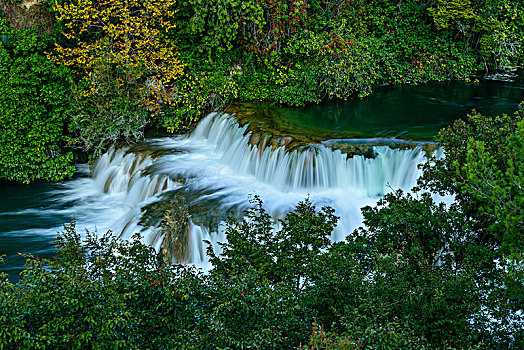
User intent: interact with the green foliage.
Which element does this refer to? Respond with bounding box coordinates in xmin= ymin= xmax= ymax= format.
xmin=178 ymin=0 xmax=524 ymax=107
xmin=208 ymin=195 xmax=337 ymax=290
xmin=2 ymin=176 xmax=523 ymax=349
xmin=421 ymin=105 xmax=524 ymax=254
xmin=1 ymin=1 xmax=524 ymax=347
xmin=160 ymin=67 xmax=239 ymax=133
xmin=0 ymin=201 xmax=331 ymax=349
xmin=3 ymin=188 xmax=520 ymax=348
xmin=49 ymin=0 xmax=185 ymax=154
xmin=419 ymin=104 xmax=524 ymax=347
xmin=349 ymin=192 xmax=499 ymax=348
xmin=0 ymin=222 xmax=207 ymax=348
xmin=0 ymin=19 xmax=74 ymax=183
xmin=4 ymin=0 xmax=522 ymax=183
xmin=428 ymin=0 xmax=479 ymax=31
xmin=203 ymin=268 xmax=312 ymax=349
xmin=300 ymin=319 xmax=430 ymax=350
xmin=67 ymin=65 xmax=149 ymax=156
xmin=428 ymin=0 xmax=524 ymax=69
xmin=464 ymin=120 xmax=524 ymax=257
xmin=189 ymin=0 xmax=307 ymax=60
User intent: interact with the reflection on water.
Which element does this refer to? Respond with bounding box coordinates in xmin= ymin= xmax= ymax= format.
xmin=230 ymin=71 xmax=524 ymax=141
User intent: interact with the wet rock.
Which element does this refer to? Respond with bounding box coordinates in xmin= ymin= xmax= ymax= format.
xmin=140 ymin=195 xmax=191 ymax=263
xmin=225 ymin=102 xmax=439 ymax=158
xmin=323 ymin=139 xmax=438 ymax=158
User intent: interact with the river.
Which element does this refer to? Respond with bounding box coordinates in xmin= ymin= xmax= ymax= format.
xmin=1 ymin=72 xmax=523 ymax=281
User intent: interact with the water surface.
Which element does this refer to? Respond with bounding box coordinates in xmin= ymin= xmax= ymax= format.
xmin=230 ymin=72 xmax=524 ymax=141
xmin=0 ymin=166 xmax=130 ymax=281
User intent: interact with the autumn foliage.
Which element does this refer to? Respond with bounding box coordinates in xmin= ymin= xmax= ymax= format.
xmin=51 ymin=0 xmax=184 ymax=111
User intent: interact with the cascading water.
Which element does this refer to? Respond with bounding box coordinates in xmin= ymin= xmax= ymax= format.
xmin=87 ymin=112 xmax=435 ymax=270
xmin=171 ymin=112 xmax=428 ymax=195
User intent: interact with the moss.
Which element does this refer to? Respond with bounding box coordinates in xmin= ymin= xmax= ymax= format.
xmin=140 ymin=195 xmax=191 ymax=263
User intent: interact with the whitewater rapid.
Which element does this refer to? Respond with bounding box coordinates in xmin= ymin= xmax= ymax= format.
xmin=79 ymin=112 xmax=436 ymax=269
xmin=1 ymin=112 xmax=438 ymax=271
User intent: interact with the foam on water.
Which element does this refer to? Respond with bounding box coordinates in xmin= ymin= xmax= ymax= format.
xmin=3 ymin=112 xmax=436 ymax=271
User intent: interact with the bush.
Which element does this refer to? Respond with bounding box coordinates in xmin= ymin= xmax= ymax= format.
xmin=2 ymin=188 xmax=521 ymax=348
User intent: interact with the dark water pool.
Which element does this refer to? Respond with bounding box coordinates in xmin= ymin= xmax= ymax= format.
xmin=230 ymin=71 xmax=524 ymax=141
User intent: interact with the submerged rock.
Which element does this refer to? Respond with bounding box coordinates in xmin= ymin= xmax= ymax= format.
xmin=225 ymin=102 xmax=438 ymax=158
xmin=323 ymin=138 xmax=438 ymax=158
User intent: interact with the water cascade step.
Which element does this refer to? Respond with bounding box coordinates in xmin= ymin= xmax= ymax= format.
xmin=88 ymin=112 xmax=436 ymax=269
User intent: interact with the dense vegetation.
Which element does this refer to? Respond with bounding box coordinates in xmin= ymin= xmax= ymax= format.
xmin=1 ymin=105 xmax=523 ymax=348
xmin=0 ymin=0 xmax=523 ymax=348
xmin=0 ymin=0 xmax=523 ymax=182
xmin=0 ymin=14 xmax=75 ymax=182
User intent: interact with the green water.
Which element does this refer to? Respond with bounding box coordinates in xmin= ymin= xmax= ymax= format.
xmin=0 ymin=181 xmax=67 ymax=277
xmin=0 ymin=166 xmax=127 ymax=282
xmin=229 ymin=72 xmax=524 ymax=142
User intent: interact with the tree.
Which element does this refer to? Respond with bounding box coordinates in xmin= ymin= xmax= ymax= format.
xmin=421 ymin=104 xmax=524 ymax=256
xmin=50 ymin=0 xmax=185 ymax=154
xmin=418 ymin=103 xmax=524 ymax=347
xmin=207 ymin=195 xmax=338 ymax=291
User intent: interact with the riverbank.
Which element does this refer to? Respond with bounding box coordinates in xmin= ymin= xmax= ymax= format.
xmin=1 ymin=71 xmax=523 ymax=280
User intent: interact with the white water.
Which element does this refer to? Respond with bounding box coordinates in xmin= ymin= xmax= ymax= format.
xmin=2 ymin=112 xmax=434 ymax=271
xmin=82 ymin=112 xmax=433 ymax=269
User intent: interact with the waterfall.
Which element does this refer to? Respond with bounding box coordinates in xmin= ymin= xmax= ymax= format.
xmin=171 ymin=112 xmax=427 ymax=196
xmin=92 ymin=147 xmax=175 ymax=205
xmin=89 ymin=112 xmax=432 ymax=268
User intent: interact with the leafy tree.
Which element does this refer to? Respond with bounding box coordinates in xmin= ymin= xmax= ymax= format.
xmin=1 ymin=184 xmax=522 ymax=348
xmin=428 ymin=0 xmax=480 ymax=32
xmin=418 ymin=103 xmax=524 ymax=347
xmin=189 ymin=0 xmax=308 ymax=60
xmin=50 ymin=0 xmax=185 ymax=154
xmin=421 ymin=103 xmax=524 ymax=255
xmin=428 ymin=0 xmax=524 ymax=69
xmin=0 ymin=16 xmax=74 ymax=183
xmin=0 ymin=222 xmax=207 ymax=348
xmin=207 ymin=195 xmax=337 ymax=291
xmin=0 ymin=211 xmax=322 ymax=349
xmin=462 ymin=115 xmax=524 ymax=258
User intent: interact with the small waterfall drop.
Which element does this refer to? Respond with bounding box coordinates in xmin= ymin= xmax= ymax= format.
xmin=91 ymin=148 xmax=175 ymax=206
xmin=176 ymin=112 xmax=427 ymax=196
xmin=88 ymin=113 xmax=433 ymax=268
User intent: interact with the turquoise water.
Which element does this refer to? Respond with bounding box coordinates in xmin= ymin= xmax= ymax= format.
xmin=0 ymin=181 xmax=60 ymax=275
xmin=231 ymin=72 xmax=524 ymax=141
xmin=0 ymin=165 xmax=130 ymax=281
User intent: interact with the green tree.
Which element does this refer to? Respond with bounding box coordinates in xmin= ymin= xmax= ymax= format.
xmin=421 ymin=104 xmax=524 ymax=255
xmin=207 ymin=195 xmax=337 ymax=291
xmin=0 ymin=17 xmax=74 ymax=183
